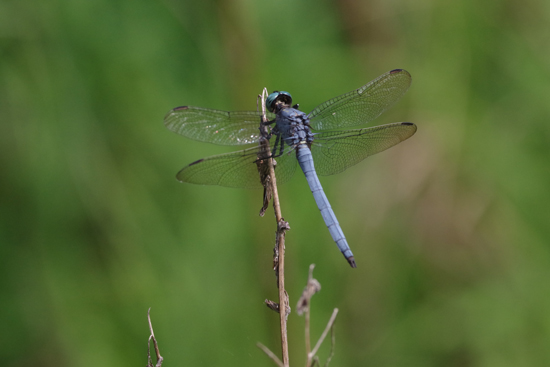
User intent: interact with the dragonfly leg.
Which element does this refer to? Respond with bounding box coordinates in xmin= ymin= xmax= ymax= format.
xmin=277 ymin=134 xmax=286 ymax=157
xmin=252 ymin=132 xmax=285 ymax=164
xmin=259 ymin=119 xmax=277 ymax=139
xmin=270 ymin=133 xmax=279 ymax=156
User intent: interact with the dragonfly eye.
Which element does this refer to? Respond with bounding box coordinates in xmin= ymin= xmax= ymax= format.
xmin=266 ymin=91 xmax=293 ymax=112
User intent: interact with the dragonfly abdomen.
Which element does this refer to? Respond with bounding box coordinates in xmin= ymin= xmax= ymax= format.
xmin=296 ymin=146 xmax=356 ymax=268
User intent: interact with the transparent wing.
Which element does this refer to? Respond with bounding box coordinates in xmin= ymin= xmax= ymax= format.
xmin=176 ymin=144 xmax=298 ymax=188
xmin=310 ymin=122 xmax=417 ymax=176
xmin=308 ymin=69 xmax=412 ymax=131
xmin=165 ymin=106 xmax=276 ymax=145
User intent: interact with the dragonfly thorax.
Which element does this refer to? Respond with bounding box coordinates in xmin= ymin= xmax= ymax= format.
xmin=276 ymin=107 xmax=314 ymax=147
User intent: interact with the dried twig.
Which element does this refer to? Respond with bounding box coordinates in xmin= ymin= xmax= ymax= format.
xmin=297 ymin=264 xmax=321 ymax=365
xmin=323 ymin=322 xmax=336 ymax=367
xmin=297 ymin=264 xmax=322 ymax=316
xmin=258 ymin=88 xmax=290 ymax=367
xmin=297 ymin=265 xmax=338 ymax=367
xmin=310 ymin=308 xmax=339 ymax=359
xmin=147 ymin=308 xmax=163 ymax=367
xmin=257 ymin=342 xmax=285 ymax=367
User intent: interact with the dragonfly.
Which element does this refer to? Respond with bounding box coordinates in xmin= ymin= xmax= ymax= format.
xmin=164 ymin=69 xmax=417 ymax=268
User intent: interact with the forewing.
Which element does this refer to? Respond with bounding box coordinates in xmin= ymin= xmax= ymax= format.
xmin=165 ymin=106 xmax=276 ymax=145
xmin=176 ymin=144 xmax=298 ymax=188
xmin=310 ymin=122 xmax=417 ymax=176
xmin=308 ymin=69 xmax=412 ymax=131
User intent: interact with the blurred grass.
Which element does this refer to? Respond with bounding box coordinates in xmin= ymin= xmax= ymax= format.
xmin=1 ymin=0 xmax=550 ymax=366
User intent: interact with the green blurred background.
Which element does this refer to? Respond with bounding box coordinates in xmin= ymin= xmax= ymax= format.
xmin=2 ymin=0 xmax=550 ymax=366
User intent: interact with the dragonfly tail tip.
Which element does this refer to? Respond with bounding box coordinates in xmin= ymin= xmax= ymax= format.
xmin=347 ymin=257 xmax=357 ymax=268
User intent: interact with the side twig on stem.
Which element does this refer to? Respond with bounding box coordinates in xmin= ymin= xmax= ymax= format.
xmin=257 ymin=342 xmax=285 ymax=367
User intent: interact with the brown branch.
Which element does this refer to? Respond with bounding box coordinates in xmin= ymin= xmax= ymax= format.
xmin=259 ymin=88 xmax=290 ymax=367
xmin=257 ymin=342 xmax=285 ymax=367
xmin=297 ymin=264 xmax=321 ymax=365
xmin=310 ymin=308 xmax=339 ymax=360
xmin=147 ymin=308 xmax=163 ymax=367
xmin=296 ymin=266 xmax=338 ymax=367
xmin=323 ymin=321 xmax=336 ymax=367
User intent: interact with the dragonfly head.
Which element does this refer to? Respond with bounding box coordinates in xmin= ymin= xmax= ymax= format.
xmin=266 ymin=91 xmax=292 ymax=113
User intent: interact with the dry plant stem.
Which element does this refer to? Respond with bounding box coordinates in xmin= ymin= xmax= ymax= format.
xmin=257 ymin=342 xmax=285 ymax=367
xmin=298 ymin=265 xmax=336 ymax=367
xmin=304 ymin=264 xmax=315 ymax=365
xmin=147 ymin=308 xmax=163 ymax=367
xmin=310 ymin=308 xmax=339 ymax=359
xmin=305 ymin=305 xmax=311 ymax=365
xmin=261 ymin=88 xmax=290 ymax=367
xmin=272 ymin=161 xmax=289 ymax=367
xmin=323 ymin=324 xmax=336 ymax=367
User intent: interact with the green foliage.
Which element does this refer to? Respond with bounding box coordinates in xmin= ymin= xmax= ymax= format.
xmin=1 ymin=0 xmax=550 ymax=366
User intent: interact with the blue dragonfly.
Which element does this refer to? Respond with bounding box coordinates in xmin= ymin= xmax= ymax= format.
xmin=165 ymin=69 xmax=417 ymax=268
